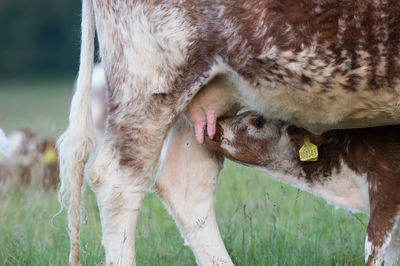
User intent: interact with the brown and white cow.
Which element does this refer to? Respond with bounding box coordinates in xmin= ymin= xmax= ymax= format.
xmin=203 ymin=111 xmax=400 ymax=265
xmin=0 ymin=129 xmax=59 ymax=189
xmin=58 ymin=0 xmax=400 ymax=265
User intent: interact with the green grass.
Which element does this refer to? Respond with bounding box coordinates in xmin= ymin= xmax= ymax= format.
xmin=0 ymin=81 xmax=369 ymax=265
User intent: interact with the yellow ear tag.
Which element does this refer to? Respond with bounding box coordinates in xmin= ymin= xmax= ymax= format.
xmin=299 ymin=135 xmax=318 ymax=162
xmin=42 ymin=146 xmax=58 ymax=165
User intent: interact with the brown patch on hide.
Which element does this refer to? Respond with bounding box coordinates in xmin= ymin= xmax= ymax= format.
xmin=291 ymin=125 xmax=400 ymax=187
xmin=286 ymin=125 xmax=325 ymax=148
xmin=211 ymin=0 xmax=400 ymax=93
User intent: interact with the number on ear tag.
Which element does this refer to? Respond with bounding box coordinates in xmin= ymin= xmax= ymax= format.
xmin=299 ymin=135 xmax=318 ymax=162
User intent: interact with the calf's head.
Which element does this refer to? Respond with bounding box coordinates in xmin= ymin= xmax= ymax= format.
xmin=204 ymin=111 xmax=325 ymax=167
xmin=204 ymin=112 xmax=284 ymax=165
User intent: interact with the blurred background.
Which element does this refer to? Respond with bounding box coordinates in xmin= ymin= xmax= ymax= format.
xmin=0 ymin=1 xmax=81 ymax=81
xmin=0 ymin=2 xmax=368 ymax=264
xmin=0 ymin=1 xmax=83 ymax=137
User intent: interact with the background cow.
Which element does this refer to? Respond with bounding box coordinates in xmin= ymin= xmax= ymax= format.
xmin=0 ymin=129 xmax=59 ymax=189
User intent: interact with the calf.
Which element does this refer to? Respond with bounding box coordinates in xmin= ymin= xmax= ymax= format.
xmin=204 ymin=111 xmax=400 ymax=265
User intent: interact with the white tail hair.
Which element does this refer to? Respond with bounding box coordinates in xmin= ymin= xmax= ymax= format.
xmin=56 ymin=0 xmax=95 ymax=264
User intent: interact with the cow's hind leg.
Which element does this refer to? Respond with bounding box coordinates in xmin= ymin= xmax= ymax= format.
xmin=152 ymin=117 xmax=233 ymax=265
xmin=88 ymin=94 xmax=187 ymax=265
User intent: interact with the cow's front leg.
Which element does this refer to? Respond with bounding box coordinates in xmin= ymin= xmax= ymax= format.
xmin=152 ymin=117 xmax=233 ymax=265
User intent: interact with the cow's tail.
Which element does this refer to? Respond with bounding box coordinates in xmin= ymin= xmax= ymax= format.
xmin=56 ymin=0 xmax=95 ymax=264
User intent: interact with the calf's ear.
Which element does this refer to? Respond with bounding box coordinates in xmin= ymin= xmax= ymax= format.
xmin=286 ymin=126 xmax=325 ymax=148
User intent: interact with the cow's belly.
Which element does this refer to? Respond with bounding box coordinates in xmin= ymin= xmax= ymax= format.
xmin=230 ymin=72 xmax=400 ymax=133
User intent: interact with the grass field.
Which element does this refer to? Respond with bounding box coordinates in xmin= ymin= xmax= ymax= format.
xmin=0 ymin=81 xmax=369 ymax=265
